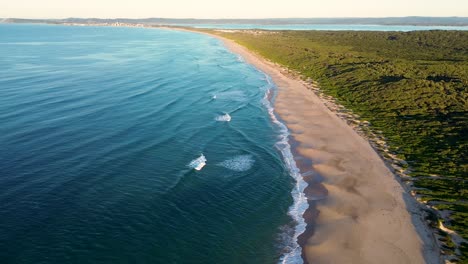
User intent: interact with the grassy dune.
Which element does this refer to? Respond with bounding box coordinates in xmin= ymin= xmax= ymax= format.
xmin=213 ymin=29 xmax=468 ymax=261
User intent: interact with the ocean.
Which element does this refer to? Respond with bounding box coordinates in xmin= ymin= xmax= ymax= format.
xmin=0 ymin=24 xmax=305 ymax=263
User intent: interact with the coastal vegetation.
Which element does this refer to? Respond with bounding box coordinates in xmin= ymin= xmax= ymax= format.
xmin=213 ymin=29 xmax=468 ymax=261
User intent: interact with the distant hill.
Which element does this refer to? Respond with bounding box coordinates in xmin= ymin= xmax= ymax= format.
xmin=3 ymin=17 xmax=468 ymax=26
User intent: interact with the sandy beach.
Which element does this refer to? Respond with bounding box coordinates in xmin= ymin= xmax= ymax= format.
xmin=190 ymin=31 xmax=442 ymax=263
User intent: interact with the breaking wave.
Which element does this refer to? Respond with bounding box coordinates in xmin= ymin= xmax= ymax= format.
xmin=215 ymin=113 xmax=231 ymax=122
xmin=260 ymin=74 xmax=308 ymax=264
xmin=188 ymin=154 xmax=207 ymax=171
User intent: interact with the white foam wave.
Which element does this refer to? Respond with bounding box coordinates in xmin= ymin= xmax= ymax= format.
xmin=188 ymin=154 xmax=207 ymax=171
xmin=218 ymin=155 xmax=255 ymax=172
xmin=261 ymin=74 xmax=308 ymax=264
xmin=236 ymin=54 xmax=245 ymax=62
xmin=215 ymin=113 xmax=231 ymax=122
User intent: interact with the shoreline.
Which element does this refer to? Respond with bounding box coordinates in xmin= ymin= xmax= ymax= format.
xmin=176 ymin=28 xmax=440 ymax=263
xmin=7 ymin=22 xmax=441 ymax=263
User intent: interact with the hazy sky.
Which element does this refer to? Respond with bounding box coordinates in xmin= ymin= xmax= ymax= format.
xmin=1 ymin=0 xmax=467 ymax=19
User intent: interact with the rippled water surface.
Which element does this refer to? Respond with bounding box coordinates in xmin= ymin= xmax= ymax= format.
xmin=0 ymin=24 xmax=298 ymax=263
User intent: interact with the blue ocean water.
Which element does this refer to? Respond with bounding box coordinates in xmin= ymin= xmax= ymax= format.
xmin=0 ymin=24 xmax=303 ymax=263
xmin=176 ymin=23 xmax=468 ymax=31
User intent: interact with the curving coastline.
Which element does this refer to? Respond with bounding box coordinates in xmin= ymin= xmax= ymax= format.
xmin=0 ymin=22 xmax=448 ymax=263
xmin=184 ymin=29 xmax=441 ymax=263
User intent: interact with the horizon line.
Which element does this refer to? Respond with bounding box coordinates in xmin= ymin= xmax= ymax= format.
xmin=3 ymin=16 xmax=468 ymax=20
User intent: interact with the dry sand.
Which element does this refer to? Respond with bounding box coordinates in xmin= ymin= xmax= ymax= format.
xmin=171 ymin=28 xmax=440 ymax=264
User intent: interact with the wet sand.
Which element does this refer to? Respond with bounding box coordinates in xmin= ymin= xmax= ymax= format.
xmin=209 ymin=34 xmax=440 ymax=263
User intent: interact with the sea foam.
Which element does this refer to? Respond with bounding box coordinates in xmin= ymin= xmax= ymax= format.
xmin=218 ymin=155 xmax=255 ymax=172
xmin=260 ymin=74 xmax=308 ymax=264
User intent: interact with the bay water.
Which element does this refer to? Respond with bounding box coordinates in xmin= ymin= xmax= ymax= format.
xmin=0 ymin=24 xmax=302 ymax=263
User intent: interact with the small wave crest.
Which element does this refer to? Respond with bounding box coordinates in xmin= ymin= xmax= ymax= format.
xmin=218 ymin=155 xmax=255 ymax=172
xmin=215 ymin=113 xmax=231 ymax=122
xmin=188 ymin=154 xmax=207 ymax=171
xmin=211 ymin=90 xmax=246 ymax=101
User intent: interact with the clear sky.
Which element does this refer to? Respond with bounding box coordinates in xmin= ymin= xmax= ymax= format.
xmin=1 ymin=0 xmax=467 ymax=19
